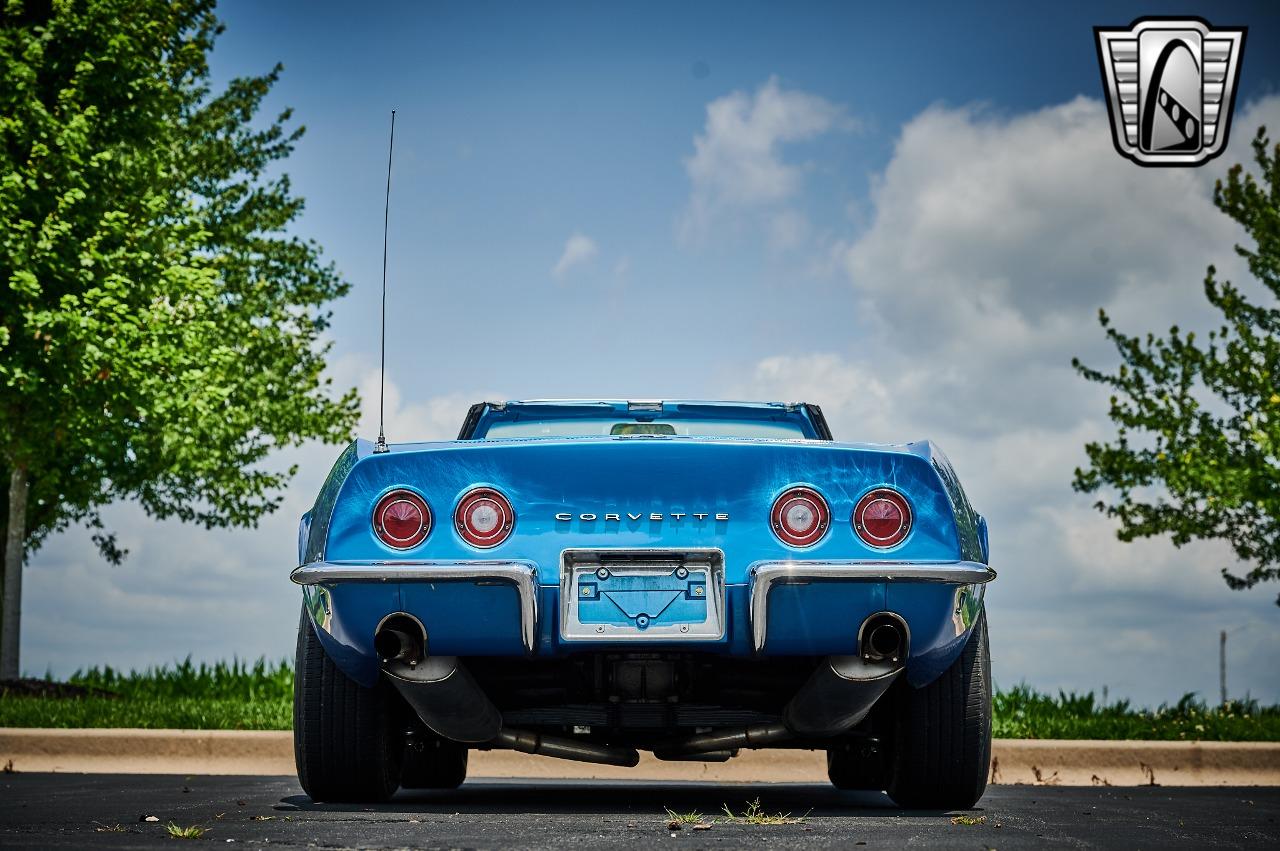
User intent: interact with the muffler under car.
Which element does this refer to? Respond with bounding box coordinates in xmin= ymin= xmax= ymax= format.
xmin=377 ymin=610 xmax=909 ymax=765
xmin=656 ymin=612 xmax=908 ymax=758
xmin=376 ymin=614 xmax=640 ymax=767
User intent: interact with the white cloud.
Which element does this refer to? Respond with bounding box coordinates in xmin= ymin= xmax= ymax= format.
xmin=681 ymin=76 xmax=853 ymax=242
xmin=21 ymin=367 xmax=500 ymax=678
xmin=552 ymin=232 xmax=598 ymax=280
xmin=741 ymin=95 xmax=1280 ymax=704
xmin=750 ymin=354 xmax=893 ymax=439
xmin=840 ymin=97 xmax=1251 ymax=352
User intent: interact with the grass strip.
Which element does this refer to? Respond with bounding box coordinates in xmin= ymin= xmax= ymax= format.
xmin=0 ymin=696 xmax=291 ymax=730
xmin=1 ymin=660 xmax=1277 ymax=739
xmin=993 ymin=684 xmax=1280 ymax=741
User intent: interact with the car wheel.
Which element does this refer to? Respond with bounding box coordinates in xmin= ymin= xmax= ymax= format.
xmin=401 ymin=734 xmax=469 ymax=789
xmin=885 ymin=610 xmax=991 ymax=809
xmin=826 ymin=741 xmax=888 ymax=791
xmin=294 ymin=606 xmax=403 ymax=802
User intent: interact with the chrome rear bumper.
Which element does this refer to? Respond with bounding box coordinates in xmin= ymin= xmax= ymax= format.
xmin=747 ymin=560 xmax=996 ymax=652
xmin=290 ymin=560 xmax=539 ymax=653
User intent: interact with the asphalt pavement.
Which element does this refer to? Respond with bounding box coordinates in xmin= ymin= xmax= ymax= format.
xmin=1 ymin=773 xmax=1276 ymax=849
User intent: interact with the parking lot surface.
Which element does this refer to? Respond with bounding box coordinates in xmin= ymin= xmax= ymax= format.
xmin=1 ymin=773 xmax=1277 ymax=848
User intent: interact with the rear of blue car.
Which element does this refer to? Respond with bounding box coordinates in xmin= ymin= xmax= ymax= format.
xmin=292 ymin=401 xmax=994 ymax=806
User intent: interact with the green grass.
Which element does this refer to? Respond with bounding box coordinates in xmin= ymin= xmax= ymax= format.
xmin=720 ymin=798 xmax=808 ymax=825
xmin=2 ymin=660 xmax=1278 ymax=739
xmin=164 ymin=822 xmax=207 ymax=839
xmin=0 ymin=658 xmax=292 ymax=730
xmin=0 ymin=695 xmax=292 ymax=729
xmin=68 ymin=657 xmax=294 ymax=701
xmin=993 ymin=683 xmax=1280 ymax=741
xmin=664 ymin=807 xmax=709 ymax=827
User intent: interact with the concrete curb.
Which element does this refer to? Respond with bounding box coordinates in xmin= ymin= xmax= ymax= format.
xmin=2 ymin=728 xmax=1277 ymax=786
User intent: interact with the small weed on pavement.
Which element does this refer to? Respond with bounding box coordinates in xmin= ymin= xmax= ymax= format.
xmin=951 ymin=814 xmax=987 ymax=826
xmin=721 ymin=798 xmax=808 ymax=825
xmin=164 ymin=822 xmax=206 ymax=839
xmin=663 ymin=808 xmax=708 ymax=829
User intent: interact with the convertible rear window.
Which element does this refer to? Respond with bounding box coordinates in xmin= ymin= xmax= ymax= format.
xmin=610 ymin=423 xmax=676 ymax=436
xmin=481 ymin=419 xmax=809 ymax=439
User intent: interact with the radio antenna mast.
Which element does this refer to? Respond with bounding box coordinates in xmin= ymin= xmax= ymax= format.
xmin=374 ymin=110 xmax=396 ymax=454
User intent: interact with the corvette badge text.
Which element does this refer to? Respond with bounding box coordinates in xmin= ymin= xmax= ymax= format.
xmin=1095 ymin=16 xmax=1246 ymax=167
xmin=555 ymin=512 xmax=729 ymax=522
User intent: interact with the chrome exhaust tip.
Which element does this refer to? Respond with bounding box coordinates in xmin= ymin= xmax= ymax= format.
xmin=374 ymin=613 xmax=426 ymax=667
xmin=859 ymin=612 xmax=909 ymax=663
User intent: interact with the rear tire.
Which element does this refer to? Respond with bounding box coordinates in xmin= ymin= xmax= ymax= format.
xmin=294 ymin=606 xmax=403 ymax=803
xmin=400 ymin=734 xmax=469 ymax=789
xmin=827 ymin=742 xmax=888 ymax=791
xmin=885 ymin=610 xmax=991 ymax=809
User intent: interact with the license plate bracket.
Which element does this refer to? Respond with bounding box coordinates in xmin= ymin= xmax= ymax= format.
xmin=560 ymin=549 xmax=725 ymax=641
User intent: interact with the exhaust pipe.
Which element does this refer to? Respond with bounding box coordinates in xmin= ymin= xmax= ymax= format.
xmin=377 ymin=615 xmax=639 ymax=766
xmin=660 ymin=721 xmax=788 ymax=752
xmin=379 ymin=610 xmax=908 ymax=763
xmin=376 ymin=629 xmax=422 ymax=666
xmin=783 ymin=612 xmax=908 ymax=736
xmin=659 ymin=613 xmax=910 ymax=756
xmin=860 ymin=612 xmax=908 ymax=662
xmin=384 ymin=655 xmax=505 ymax=744
xmin=378 ymin=614 xmax=504 ymax=743
xmin=493 ymin=729 xmax=640 ymax=767
xmin=375 ymin=613 xmax=427 ymax=666
xmin=653 ymin=723 xmax=789 ymax=760
xmin=782 ymin=654 xmax=901 ymax=736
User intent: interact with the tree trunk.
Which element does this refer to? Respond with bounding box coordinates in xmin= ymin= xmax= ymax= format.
xmin=0 ymin=466 xmax=28 ymax=680
xmin=0 ymin=464 xmax=6 ymax=666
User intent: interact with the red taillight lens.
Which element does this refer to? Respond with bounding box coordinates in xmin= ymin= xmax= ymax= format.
xmin=455 ymin=487 xmax=514 ymax=548
xmin=372 ymin=490 xmax=431 ymax=549
xmin=770 ymin=487 xmax=829 ymax=547
xmin=853 ymin=488 xmax=912 ymax=548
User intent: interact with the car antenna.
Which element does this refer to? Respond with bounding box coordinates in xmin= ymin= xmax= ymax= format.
xmin=374 ymin=109 xmax=396 ymax=454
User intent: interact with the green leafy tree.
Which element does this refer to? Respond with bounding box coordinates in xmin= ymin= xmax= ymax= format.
xmin=0 ymin=0 xmax=359 ymax=676
xmin=1073 ymin=127 xmax=1280 ymax=606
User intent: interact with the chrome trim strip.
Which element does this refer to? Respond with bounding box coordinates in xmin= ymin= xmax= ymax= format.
xmin=290 ymin=560 xmax=539 ymax=654
xmin=748 ymin=560 xmax=996 ymax=653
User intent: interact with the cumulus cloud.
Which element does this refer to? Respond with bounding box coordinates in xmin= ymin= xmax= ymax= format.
xmin=742 ymin=95 xmax=1280 ymax=704
xmin=840 ymin=97 xmax=1250 ymax=350
xmin=552 ymin=232 xmax=598 ymax=280
xmin=681 ymin=76 xmax=853 ymax=242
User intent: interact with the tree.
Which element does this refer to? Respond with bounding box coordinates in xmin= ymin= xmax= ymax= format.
xmin=1073 ymin=127 xmax=1280 ymax=606
xmin=0 ymin=0 xmax=359 ymax=677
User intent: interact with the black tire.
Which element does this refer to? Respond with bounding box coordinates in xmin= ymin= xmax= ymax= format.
xmin=400 ymin=734 xmax=469 ymax=789
xmin=294 ymin=606 xmax=403 ymax=803
xmin=885 ymin=610 xmax=991 ymax=809
xmin=826 ymin=741 xmax=888 ymax=791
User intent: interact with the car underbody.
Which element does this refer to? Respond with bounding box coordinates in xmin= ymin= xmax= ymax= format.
xmin=291 ymin=401 xmax=995 ymax=808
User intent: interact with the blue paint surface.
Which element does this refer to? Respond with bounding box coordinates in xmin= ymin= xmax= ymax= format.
xmin=322 ymin=436 xmax=964 ymax=581
xmin=299 ymin=418 xmax=989 ymax=688
xmin=760 ymin=581 xmax=884 ymax=656
xmin=400 ymin=581 xmax=526 ymax=656
xmin=575 ymin=566 xmax=709 ymax=628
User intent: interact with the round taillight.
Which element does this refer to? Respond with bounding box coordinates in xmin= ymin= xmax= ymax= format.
xmin=455 ymin=487 xmax=514 ymax=548
xmin=372 ymin=490 xmax=431 ymax=549
xmin=853 ymin=488 xmax=912 ymax=548
xmin=770 ymin=487 xmax=829 ymax=547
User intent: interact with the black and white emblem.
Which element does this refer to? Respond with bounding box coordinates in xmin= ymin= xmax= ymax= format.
xmin=1095 ymin=17 xmax=1246 ymax=167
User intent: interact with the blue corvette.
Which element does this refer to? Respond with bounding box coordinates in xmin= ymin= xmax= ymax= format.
xmin=291 ymin=400 xmax=994 ymax=806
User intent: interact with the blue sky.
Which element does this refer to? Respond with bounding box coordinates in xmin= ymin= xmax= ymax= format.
xmin=208 ymin=0 xmax=1280 ymax=400
xmin=20 ymin=0 xmax=1280 ymax=705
